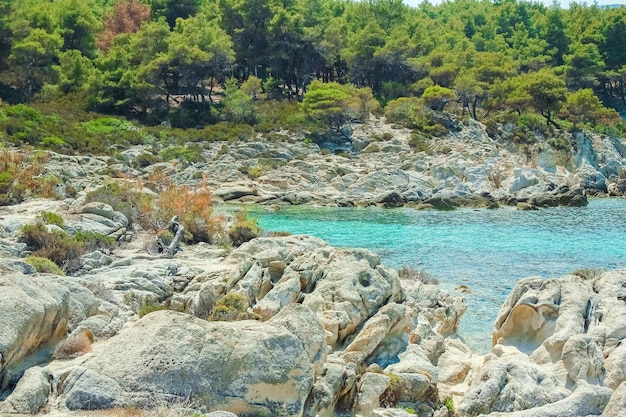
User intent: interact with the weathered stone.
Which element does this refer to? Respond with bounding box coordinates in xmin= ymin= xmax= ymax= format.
xmin=56 ymin=309 xmax=325 ymax=416
xmin=82 ymin=202 xmax=116 ymax=220
xmin=0 ymin=367 xmax=51 ymax=414
xmin=602 ymin=380 xmax=626 ymax=417
xmin=0 ymin=272 xmax=69 ymax=390
xmin=354 ymin=372 xmax=390 ymax=417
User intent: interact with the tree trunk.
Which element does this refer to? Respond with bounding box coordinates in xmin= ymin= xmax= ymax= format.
xmin=158 ymin=216 xmax=184 ymax=256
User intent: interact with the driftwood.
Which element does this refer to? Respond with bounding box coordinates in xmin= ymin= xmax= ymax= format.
xmin=156 ymin=215 xmax=185 ymax=256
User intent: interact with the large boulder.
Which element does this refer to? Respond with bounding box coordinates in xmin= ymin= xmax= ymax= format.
xmin=459 ymin=269 xmax=626 ymax=416
xmin=0 ymin=271 xmax=69 ymax=390
xmin=55 ymin=305 xmax=326 ymax=416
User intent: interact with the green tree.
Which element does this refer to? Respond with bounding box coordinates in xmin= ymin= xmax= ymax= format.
xmin=563 ymin=42 xmax=605 ymax=89
xmin=599 ymin=9 xmax=626 ymax=71
xmin=522 ymin=69 xmax=567 ymax=127
xmin=302 ymin=80 xmax=377 ymax=132
xmin=221 ymin=78 xmax=256 ymax=124
xmin=422 ymin=85 xmax=455 ymax=111
xmin=55 ymin=0 xmax=100 ymax=58
xmin=219 ymin=0 xmax=272 ymax=79
xmin=9 ymin=28 xmax=63 ymax=97
xmin=150 ymin=0 xmax=202 ymax=29
xmin=561 ymin=88 xmax=620 ymax=128
xmin=53 ymin=49 xmax=94 ymax=93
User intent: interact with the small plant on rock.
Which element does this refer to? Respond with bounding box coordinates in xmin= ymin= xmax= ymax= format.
xmin=53 ymin=328 xmax=94 ymax=359
xmin=444 ymin=397 xmax=455 ymax=413
xmin=139 ymin=299 xmax=165 ymax=318
xmin=208 ymin=293 xmax=257 ymax=321
xmin=228 ymin=210 xmax=261 ymax=247
xmin=40 ymin=210 xmax=64 ymax=227
xmin=74 ymin=231 xmax=117 ymax=252
xmin=25 ymin=256 xmax=65 ymax=275
xmin=398 ymin=266 xmax=439 ymax=285
xmin=572 ymin=267 xmax=605 ymax=280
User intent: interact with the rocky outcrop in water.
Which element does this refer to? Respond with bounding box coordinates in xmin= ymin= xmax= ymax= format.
xmin=1 ymin=194 xmax=626 ymax=416
xmin=453 ymin=270 xmax=626 ymax=417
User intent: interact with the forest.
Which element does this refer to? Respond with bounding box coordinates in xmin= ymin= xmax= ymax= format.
xmin=0 ymin=0 xmax=625 ymax=154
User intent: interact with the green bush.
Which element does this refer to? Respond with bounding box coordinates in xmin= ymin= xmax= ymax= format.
xmin=139 ymin=301 xmax=165 ymax=318
xmin=159 ymin=144 xmax=204 ymax=163
xmin=408 ymin=133 xmax=432 ymax=154
xmin=444 ymin=397 xmax=455 ymax=412
xmin=74 ymin=231 xmax=117 ymax=252
xmin=25 ymin=256 xmax=65 ymax=275
xmin=133 ymin=152 xmax=160 ymax=168
xmin=41 ymin=211 xmax=64 ymax=227
xmin=228 ymin=211 xmax=261 ymax=247
xmin=20 ymin=223 xmax=85 ymax=271
xmin=208 ymin=293 xmax=255 ymax=321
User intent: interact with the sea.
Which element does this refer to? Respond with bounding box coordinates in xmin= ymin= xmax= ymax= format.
xmin=249 ymin=197 xmax=626 ymax=354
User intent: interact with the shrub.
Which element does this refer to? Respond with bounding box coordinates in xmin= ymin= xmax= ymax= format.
xmin=159 ymin=144 xmax=204 ymax=164
xmin=228 ymin=211 xmax=261 ymax=247
xmin=85 ymin=181 xmax=148 ymax=227
xmin=139 ymin=301 xmax=165 ymax=318
xmin=25 ymin=256 xmax=65 ymax=275
xmin=444 ymin=397 xmax=455 ymax=413
xmin=380 ymin=373 xmax=404 ymax=407
xmin=133 ymin=152 xmax=160 ymax=168
xmin=408 ymin=133 xmax=432 ymax=154
xmin=153 ymin=181 xmax=225 ymax=243
xmin=74 ymin=231 xmax=117 ymax=252
xmin=0 ymin=149 xmax=47 ymax=205
xmin=208 ymin=292 xmax=256 ymax=321
xmin=20 ymin=223 xmax=85 ymax=271
xmin=41 ymin=211 xmax=64 ymax=227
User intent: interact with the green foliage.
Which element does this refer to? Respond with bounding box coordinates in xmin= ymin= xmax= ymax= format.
xmin=303 ymin=80 xmax=378 ymax=133
xmin=562 ymin=89 xmax=620 ymax=128
xmin=19 ymin=222 xmax=84 ymax=271
xmin=422 ymin=85 xmax=455 ymax=111
xmin=25 ymin=255 xmax=65 ymax=275
xmin=444 ymin=397 xmax=455 ymax=412
xmin=159 ymin=144 xmax=204 ymax=163
xmin=85 ymin=181 xmax=148 ymax=227
xmin=221 ymin=78 xmax=256 ymax=124
xmin=228 ymin=210 xmax=261 ymax=247
xmin=408 ymin=133 xmax=432 ymax=154
xmin=138 ymin=300 xmax=165 ymax=318
xmin=207 ymin=292 xmax=255 ymax=321
xmin=41 ymin=211 xmax=64 ymax=227
xmin=0 ymin=0 xmax=624 ymax=142
xmin=74 ymin=231 xmax=116 ymax=252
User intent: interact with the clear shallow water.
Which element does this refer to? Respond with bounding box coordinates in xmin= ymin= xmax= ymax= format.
xmin=250 ymin=198 xmax=626 ymax=353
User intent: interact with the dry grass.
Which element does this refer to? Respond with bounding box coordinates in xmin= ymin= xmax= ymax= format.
xmin=53 ymin=328 xmax=94 ymax=359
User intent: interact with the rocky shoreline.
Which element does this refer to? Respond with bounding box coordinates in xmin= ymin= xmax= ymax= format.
xmin=1 ymin=118 xmax=626 ymax=416
xmin=0 ymin=196 xmax=625 ymax=417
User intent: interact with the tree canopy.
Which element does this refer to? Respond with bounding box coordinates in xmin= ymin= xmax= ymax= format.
xmin=0 ymin=0 xmax=623 ymax=133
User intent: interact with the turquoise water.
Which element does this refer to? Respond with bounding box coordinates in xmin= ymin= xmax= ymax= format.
xmin=251 ymin=198 xmax=626 ymax=353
